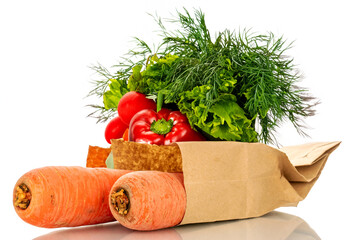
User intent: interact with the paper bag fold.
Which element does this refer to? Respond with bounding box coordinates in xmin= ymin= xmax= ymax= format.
xmin=176 ymin=141 xmax=340 ymax=225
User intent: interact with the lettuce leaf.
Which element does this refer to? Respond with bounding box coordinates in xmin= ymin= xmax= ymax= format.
xmin=127 ymin=54 xmax=178 ymax=93
xmin=103 ymin=78 xmax=129 ymax=109
xmin=127 ymin=65 xmax=143 ymax=92
xmin=103 ymin=54 xmax=178 ymax=112
xmin=178 ymin=86 xmax=258 ymax=142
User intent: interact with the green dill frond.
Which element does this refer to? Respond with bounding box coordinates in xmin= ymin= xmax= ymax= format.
xmin=87 ymin=64 xmax=113 ymax=99
xmin=86 ymin=104 xmax=117 ymax=123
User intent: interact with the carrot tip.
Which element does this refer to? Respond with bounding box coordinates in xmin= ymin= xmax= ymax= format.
xmin=110 ymin=188 xmax=129 ymax=215
xmin=14 ymin=183 xmax=31 ymax=210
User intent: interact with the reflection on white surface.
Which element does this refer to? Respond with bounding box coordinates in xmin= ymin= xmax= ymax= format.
xmin=34 ymin=211 xmax=320 ymax=240
xmin=176 ymin=211 xmax=320 ymax=240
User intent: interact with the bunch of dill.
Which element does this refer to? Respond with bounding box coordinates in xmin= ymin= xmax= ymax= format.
xmin=88 ymin=9 xmax=317 ymax=145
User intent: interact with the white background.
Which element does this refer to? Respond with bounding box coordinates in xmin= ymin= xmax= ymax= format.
xmin=1 ymin=0 xmax=359 ymax=239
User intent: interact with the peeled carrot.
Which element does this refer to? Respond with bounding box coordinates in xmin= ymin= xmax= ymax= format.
xmin=13 ymin=166 xmax=131 ymax=228
xmin=109 ymin=171 xmax=186 ymax=231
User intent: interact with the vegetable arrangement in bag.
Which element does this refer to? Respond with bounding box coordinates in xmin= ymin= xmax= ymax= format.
xmin=12 ymin=8 xmax=325 ymax=234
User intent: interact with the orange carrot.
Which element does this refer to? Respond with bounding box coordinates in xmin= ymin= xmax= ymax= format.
xmin=13 ymin=166 xmax=131 ymax=228
xmin=109 ymin=171 xmax=186 ymax=231
xmin=123 ymin=128 xmax=129 ymax=141
xmin=86 ymin=145 xmax=111 ymax=168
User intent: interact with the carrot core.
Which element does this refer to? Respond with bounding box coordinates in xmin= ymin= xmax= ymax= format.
xmin=110 ymin=188 xmax=129 ymax=215
xmin=14 ymin=183 xmax=31 ymax=210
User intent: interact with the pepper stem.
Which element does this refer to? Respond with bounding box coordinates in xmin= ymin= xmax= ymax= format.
xmin=150 ymin=118 xmax=174 ymax=135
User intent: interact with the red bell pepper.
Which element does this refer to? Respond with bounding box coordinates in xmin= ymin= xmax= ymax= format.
xmin=128 ymin=108 xmax=206 ymax=145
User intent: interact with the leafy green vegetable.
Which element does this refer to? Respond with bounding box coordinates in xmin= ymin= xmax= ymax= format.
xmin=128 ymin=54 xmax=179 ymax=94
xmin=103 ymin=79 xmax=128 ymax=109
xmin=88 ymin=8 xmax=317 ymax=144
xmin=179 ymin=89 xmax=258 ymax=142
xmin=207 ymin=96 xmax=257 ymax=142
xmin=127 ymin=65 xmax=143 ymax=92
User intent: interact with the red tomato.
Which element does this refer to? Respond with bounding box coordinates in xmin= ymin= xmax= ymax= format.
xmin=117 ymin=91 xmax=157 ymax=125
xmin=104 ymin=116 xmax=127 ymax=144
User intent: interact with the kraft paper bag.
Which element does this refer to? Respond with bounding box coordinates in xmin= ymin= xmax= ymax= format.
xmin=176 ymin=141 xmax=341 ymax=225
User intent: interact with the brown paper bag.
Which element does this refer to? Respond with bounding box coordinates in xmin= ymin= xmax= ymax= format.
xmin=176 ymin=141 xmax=341 ymax=225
